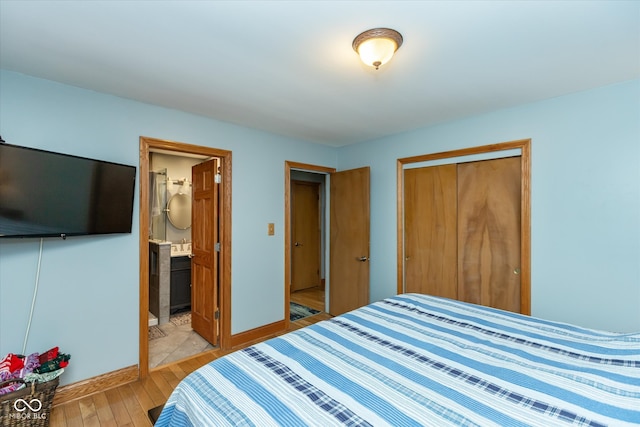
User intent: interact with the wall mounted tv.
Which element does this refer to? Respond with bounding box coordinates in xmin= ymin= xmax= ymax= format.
xmin=0 ymin=143 xmax=137 ymax=239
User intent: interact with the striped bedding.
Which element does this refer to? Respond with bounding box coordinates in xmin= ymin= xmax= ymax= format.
xmin=155 ymin=293 xmax=640 ymax=426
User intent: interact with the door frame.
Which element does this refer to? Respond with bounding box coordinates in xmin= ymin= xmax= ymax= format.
xmin=396 ymin=138 xmax=531 ymax=314
xmin=139 ymin=136 xmax=232 ymax=378
xmin=284 ymin=161 xmax=335 ymax=329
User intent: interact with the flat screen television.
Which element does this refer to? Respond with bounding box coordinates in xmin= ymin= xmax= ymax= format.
xmin=0 ymin=142 xmax=137 ymax=239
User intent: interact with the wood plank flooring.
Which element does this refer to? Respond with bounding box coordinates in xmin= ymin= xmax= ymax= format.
xmin=290 ymin=286 xmax=325 ymax=312
xmin=51 ymin=290 xmax=329 ymax=426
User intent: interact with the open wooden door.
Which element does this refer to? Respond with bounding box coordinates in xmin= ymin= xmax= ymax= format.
xmin=329 ymin=167 xmax=370 ymax=316
xmin=191 ymin=158 xmax=219 ymax=345
xmin=291 ymin=181 xmax=321 ymax=292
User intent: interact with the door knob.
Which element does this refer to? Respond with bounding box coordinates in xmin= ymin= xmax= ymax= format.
xmin=358 ymin=256 xmax=369 ymax=262
xmin=294 ymin=242 xmax=303 ymax=247
xmin=513 ymin=267 xmax=521 ymax=275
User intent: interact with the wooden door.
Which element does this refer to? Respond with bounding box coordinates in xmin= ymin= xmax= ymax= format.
xmin=404 ymin=165 xmax=458 ymax=298
xmin=457 ymin=157 xmax=521 ymax=312
xmin=291 ymin=181 xmax=321 ymax=292
xmin=329 ymin=167 xmax=370 ymax=316
xmin=191 ymin=158 xmax=219 ymax=345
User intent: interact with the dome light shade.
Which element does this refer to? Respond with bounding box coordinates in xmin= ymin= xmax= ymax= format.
xmin=352 ymin=28 xmax=403 ymax=70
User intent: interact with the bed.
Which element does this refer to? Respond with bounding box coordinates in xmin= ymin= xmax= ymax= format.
xmin=155 ymin=293 xmax=640 ymax=426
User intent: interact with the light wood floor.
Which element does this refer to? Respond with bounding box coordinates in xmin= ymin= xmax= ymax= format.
xmin=50 ymin=310 xmax=331 ymax=426
xmin=290 ymin=285 xmax=325 ymax=312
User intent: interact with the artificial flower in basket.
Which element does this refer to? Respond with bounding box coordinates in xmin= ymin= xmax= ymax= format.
xmin=0 ymin=347 xmax=70 ymax=427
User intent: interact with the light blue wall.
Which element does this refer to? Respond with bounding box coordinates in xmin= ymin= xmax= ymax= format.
xmin=1 ymin=70 xmax=638 ymax=388
xmin=337 ymin=79 xmax=640 ymax=333
xmin=0 ymin=71 xmax=336 ymax=385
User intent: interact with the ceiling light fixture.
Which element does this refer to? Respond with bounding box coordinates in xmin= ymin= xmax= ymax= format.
xmin=352 ymin=28 xmax=403 ymax=70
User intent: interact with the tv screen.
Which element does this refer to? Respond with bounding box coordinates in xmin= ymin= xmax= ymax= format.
xmin=0 ymin=143 xmax=137 ymax=239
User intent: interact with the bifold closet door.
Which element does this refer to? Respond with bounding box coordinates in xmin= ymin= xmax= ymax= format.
xmin=457 ymin=157 xmax=521 ymax=312
xmin=403 ymin=164 xmax=458 ymax=298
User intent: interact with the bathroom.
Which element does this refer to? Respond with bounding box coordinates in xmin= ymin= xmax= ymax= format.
xmin=148 ymin=150 xmax=214 ymax=368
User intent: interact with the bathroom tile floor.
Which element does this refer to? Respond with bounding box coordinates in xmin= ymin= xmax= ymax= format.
xmin=149 ymin=312 xmax=215 ymax=369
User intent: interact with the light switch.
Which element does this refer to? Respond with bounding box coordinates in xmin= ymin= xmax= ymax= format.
xmin=268 ymin=223 xmax=275 ymax=236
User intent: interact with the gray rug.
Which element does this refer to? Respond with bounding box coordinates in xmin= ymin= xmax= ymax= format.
xmin=290 ymin=302 xmax=320 ymax=321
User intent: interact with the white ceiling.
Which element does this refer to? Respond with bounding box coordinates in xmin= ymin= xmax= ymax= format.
xmin=1 ymin=1 xmax=638 ymax=147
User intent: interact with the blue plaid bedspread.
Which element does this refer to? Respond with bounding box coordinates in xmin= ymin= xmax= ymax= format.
xmin=155 ymin=294 xmax=640 ymax=426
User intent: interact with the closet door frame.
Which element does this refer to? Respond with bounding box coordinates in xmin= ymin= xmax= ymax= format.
xmin=397 ymin=139 xmax=531 ymax=315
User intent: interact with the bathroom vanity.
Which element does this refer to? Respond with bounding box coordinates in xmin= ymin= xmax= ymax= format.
xmin=149 ymin=240 xmax=192 ymax=324
xmin=170 ymin=255 xmax=191 ymax=313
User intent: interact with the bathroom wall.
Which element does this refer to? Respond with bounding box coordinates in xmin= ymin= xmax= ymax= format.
xmin=150 ymin=152 xmax=204 ymax=244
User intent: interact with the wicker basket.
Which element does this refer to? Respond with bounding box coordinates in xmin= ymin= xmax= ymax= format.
xmin=0 ymin=377 xmax=59 ymax=427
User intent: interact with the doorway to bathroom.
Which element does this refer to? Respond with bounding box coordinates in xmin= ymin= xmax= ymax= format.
xmin=139 ymin=136 xmax=232 ymax=378
xmin=148 ymin=153 xmax=217 ymax=369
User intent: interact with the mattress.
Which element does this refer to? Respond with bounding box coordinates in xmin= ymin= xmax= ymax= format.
xmin=155 ymin=293 xmax=640 ymax=426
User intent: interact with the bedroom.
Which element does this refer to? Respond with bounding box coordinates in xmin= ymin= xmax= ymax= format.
xmin=0 ymin=1 xmax=638 ymax=425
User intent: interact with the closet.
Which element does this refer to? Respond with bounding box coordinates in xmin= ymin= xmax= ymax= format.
xmin=403 ymin=155 xmax=524 ymax=314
